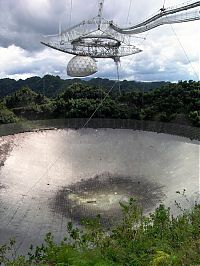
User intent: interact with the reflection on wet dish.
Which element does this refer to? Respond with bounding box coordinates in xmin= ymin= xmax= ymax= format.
xmin=53 ymin=172 xmax=165 ymax=225
xmin=0 ymin=128 xmax=199 ymax=253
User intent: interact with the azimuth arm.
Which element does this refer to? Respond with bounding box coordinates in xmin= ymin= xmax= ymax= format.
xmin=110 ymin=1 xmax=200 ymax=34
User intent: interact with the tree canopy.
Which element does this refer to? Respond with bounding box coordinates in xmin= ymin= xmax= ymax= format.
xmin=0 ymin=80 xmax=199 ymax=127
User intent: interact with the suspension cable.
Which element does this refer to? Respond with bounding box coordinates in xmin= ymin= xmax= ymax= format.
xmin=170 ymin=24 xmax=199 ymax=80
xmin=126 ymin=0 xmax=133 ymax=26
xmin=68 ymin=0 xmax=73 ymax=28
xmin=116 ymin=61 xmax=121 ymax=95
xmin=82 ymin=80 xmax=119 ymax=128
xmin=5 ymin=80 xmax=120 ymax=216
xmin=82 ymin=59 xmax=122 ymax=128
xmin=163 ymin=0 xmax=166 ymax=8
xmin=6 ymin=76 xmax=120 ymax=247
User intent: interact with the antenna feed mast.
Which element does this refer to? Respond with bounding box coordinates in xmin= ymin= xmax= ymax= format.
xmin=97 ymin=0 xmax=104 ymax=29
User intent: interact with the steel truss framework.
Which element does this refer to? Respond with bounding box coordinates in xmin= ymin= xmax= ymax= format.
xmin=41 ymin=1 xmax=200 ymax=61
xmin=41 ymin=17 xmax=142 ymax=60
xmin=110 ymin=1 xmax=200 ymax=34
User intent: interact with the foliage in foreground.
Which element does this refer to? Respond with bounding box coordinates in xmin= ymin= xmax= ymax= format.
xmin=1 ymin=198 xmax=200 ymax=266
xmin=0 ymin=102 xmax=19 ymax=124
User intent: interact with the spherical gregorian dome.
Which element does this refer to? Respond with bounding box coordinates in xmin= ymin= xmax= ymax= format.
xmin=67 ymin=56 xmax=97 ymax=77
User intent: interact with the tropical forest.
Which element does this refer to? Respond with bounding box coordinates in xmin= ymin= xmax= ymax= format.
xmin=0 ymin=76 xmax=199 ymax=127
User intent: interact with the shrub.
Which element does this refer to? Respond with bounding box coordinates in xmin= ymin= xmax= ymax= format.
xmin=1 ymin=198 xmax=200 ymax=265
xmin=0 ymin=106 xmax=19 ymax=124
xmin=189 ymin=111 xmax=200 ymax=127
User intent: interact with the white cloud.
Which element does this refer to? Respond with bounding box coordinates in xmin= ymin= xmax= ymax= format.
xmin=0 ymin=0 xmax=199 ymax=81
xmin=0 ymin=45 xmax=73 ymax=80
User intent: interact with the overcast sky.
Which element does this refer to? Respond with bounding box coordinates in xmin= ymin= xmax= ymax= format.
xmin=0 ymin=0 xmax=199 ymax=81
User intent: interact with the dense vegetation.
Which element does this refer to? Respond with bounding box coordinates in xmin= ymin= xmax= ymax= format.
xmin=0 ymin=75 xmax=168 ymax=98
xmin=0 ymin=78 xmax=199 ymax=127
xmin=0 ymin=102 xmax=18 ymax=124
xmin=1 ymin=198 xmax=200 ymax=265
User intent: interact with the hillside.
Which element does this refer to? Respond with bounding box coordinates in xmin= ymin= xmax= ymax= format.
xmin=0 ymin=80 xmax=199 ymax=127
xmin=0 ymin=75 xmax=169 ymax=98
